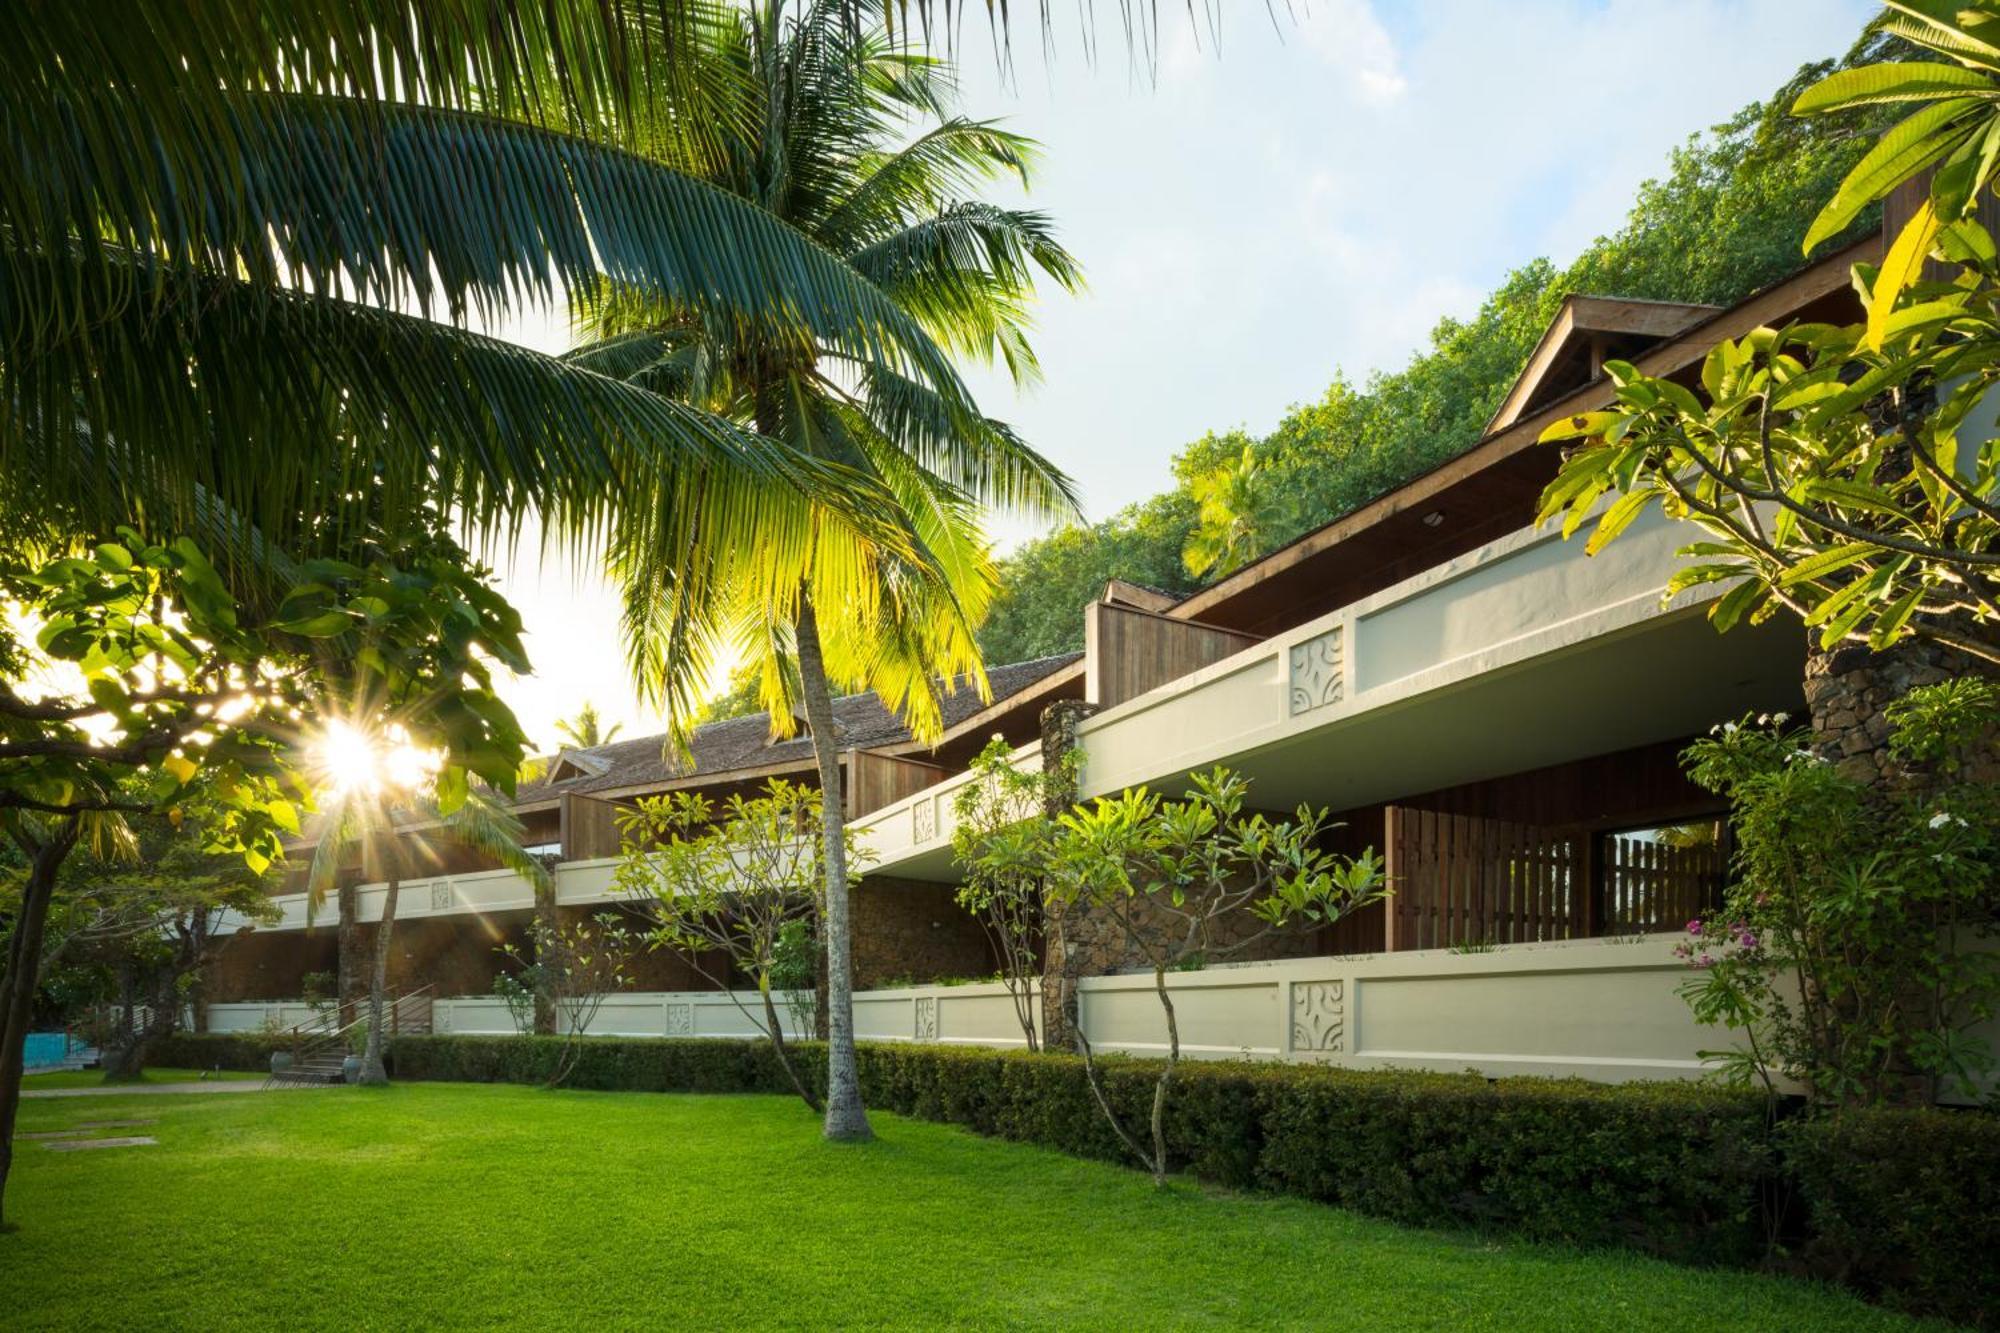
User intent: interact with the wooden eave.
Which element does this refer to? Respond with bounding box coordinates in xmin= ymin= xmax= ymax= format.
xmin=873 ymin=658 xmax=1086 ymax=766
xmin=1484 ymin=295 xmax=1720 ymax=436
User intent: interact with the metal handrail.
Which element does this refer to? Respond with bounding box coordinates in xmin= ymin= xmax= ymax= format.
xmin=267 ymin=984 xmax=436 ymax=1085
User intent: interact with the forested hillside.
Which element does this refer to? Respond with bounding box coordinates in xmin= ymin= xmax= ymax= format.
xmin=975 ymin=33 xmax=1896 ymax=666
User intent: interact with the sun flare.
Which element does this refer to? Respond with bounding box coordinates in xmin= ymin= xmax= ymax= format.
xmin=313 ymin=720 xmax=436 ymax=798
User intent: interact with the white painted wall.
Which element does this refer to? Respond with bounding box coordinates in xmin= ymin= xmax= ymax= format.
xmin=209 ymin=940 xmax=1729 ymax=1084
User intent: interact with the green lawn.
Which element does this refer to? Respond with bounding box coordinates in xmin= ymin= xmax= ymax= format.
xmin=0 ymin=1084 xmax=1936 ymax=1331
xmin=21 ymin=1067 xmax=261 ymax=1090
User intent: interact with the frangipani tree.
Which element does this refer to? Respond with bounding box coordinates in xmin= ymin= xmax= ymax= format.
xmin=613 ymin=779 xmax=856 ymax=1112
xmin=570 ymin=1 xmax=1082 ymax=1142
xmin=1044 ymin=768 xmax=1385 ymax=1187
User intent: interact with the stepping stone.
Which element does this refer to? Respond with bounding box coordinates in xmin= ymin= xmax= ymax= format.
xmin=43 ymin=1136 xmax=156 ymax=1152
xmin=15 ymin=1130 xmax=87 ymax=1141
xmin=73 ymin=1119 xmax=155 ymax=1129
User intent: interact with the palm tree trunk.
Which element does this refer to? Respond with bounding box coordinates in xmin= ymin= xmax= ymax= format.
xmin=0 ymin=819 xmax=80 ymax=1230
xmin=796 ymin=596 xmax=873 ymax=1142
xmin=337 ymin=878 xmax=363 ymax=1027
xmin=361 ymin=877 xmax=399 ymax=1085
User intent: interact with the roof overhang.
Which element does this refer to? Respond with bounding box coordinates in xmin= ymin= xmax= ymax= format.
xmin=1484 ymin=295 xmax=1719 ymax=435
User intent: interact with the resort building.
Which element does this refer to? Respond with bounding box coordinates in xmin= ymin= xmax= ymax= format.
xmin=205 ymin=227 xmax=1968 ymax=1085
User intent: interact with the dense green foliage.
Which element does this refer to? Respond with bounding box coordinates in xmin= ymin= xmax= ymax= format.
xmin=1784 ymin=1105 xmax=2000 ymax=1328
xmin=2 ymin=1082 xmax=1918 ymax=1332
xmin=1671 ymin=687 xmax=2000 ymax=1105
xmin=978 ymin=35 xmax=1897 ymax=664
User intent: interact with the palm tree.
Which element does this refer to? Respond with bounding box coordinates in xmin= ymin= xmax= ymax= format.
xmin=567 ymin=1 xmax=1082 ymax=1139
xmin=554 ymin=703 xmax=624 ymax=751
xmin=1 ymin=1 xmax=980 ymax=606
xmin=307 ymin=780 xmax=551 ymax=1085
xmin=1183 ymin=444 xmax=1274 ymax=579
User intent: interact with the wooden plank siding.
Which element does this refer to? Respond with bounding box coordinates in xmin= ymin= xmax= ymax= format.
xmin=846 ymin=749 xmax=947 ymax=821
xmin=559 ymin=791 xmax=627 ymax=862
xmin=1085 ymin=600 xmax=1263 ymax=709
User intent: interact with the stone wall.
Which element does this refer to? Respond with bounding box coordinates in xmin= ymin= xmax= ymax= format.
xmin=1806 ymin=638 xmax=2000 ymax=786
xmin=852 ymin=877 xmax=992 ymax=988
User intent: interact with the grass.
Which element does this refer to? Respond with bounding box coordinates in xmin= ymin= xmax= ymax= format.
xmin=21 ymin=1067 xmax=261 ymax=1090
xmin=0 ymin=1084 xmax=1938 ymax=1331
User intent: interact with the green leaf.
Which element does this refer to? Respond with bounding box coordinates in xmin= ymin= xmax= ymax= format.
xmin=1870 ymin=199 xmax=1945 ymax=349
xmin=1791 ymin=61 xmax=1997 ymax=116
xmin=1779 ymin=542 xmax=1880 ymax=588
xmin=1585 ymin=490 xmax=1652 ymax=556
xmin=1803 ymin=98 xmax=1980 ymax=254
xmin=1708 ymin=579 xmax=1763 ymax=633
xmin=279 ymin=611 xmax=354 ymax=638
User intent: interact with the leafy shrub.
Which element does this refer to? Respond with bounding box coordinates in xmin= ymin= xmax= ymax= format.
xmin=152 ymin=1031 xmax=295 ymax=1071
xmin=1785 ymin=1107 xmax=2000 ymax=1328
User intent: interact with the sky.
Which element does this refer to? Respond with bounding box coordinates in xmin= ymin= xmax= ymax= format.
xmin=488 ymin=0 xmax=1876 ymax=751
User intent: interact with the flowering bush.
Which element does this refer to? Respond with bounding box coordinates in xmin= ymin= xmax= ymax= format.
xmin=1677 ymin=684 xmax=2000 ymax=1105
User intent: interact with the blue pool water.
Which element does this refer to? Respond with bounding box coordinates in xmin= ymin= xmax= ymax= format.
xmin=23 ymin=1032 xmax=71 ymax=1068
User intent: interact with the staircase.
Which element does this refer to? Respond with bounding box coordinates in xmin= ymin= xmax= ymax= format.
xmin=265 ymin=986 xmax=434 ymax=1088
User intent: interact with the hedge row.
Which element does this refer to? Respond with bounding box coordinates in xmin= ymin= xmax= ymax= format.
xmin=152 ymin=1031 xmax=296 ymax=1071
xmin=1783 ymin=1105 xmax=2000 ymax=1326
xmin=155 ymin=1031 xmax=1998 ymax=1325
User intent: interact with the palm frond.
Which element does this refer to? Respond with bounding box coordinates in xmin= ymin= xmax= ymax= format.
xmin=1 ymin=252 xmax=921 ymax=587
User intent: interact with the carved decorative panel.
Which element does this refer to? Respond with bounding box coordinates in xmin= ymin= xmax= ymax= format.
xmin=912 ymin=797 xmax=938 ymax=845
xmin=664 ymin=1002 xmax=694 ymax=1036
xmin=913 ymin=996 xmax=938 ymax=1042
xmin=429 ymin=880 xmax=455 ymax=911
xmin=1289 ymin=980 xmax=1345 ymax=1053
xmin=1288 ymin=628 xmax=1344 ymax=716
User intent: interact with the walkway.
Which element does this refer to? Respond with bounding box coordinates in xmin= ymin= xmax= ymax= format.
xmin=23 ymin=1080 xmax=311 ymax=1100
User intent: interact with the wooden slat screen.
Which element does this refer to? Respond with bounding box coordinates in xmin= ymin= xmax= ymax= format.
xmin=560 ymin=792 xmax=627 ymax=862
xmin=1386 ymin=808 xmax=1581 ymax=951
xmin=1386 ymin=807 xmax=1726 ymax=950
xmin=1601 ymin=831 xmax=1725 ymax=935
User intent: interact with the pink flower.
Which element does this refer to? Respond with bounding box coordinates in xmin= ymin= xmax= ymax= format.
xmin=1696 ymin=954 xmax=1714 ymax=968
xmin=1686 ymin=919 xmax=1703 ymax=935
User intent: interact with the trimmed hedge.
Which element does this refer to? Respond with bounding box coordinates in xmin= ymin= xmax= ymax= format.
xmin=1785 ymin=1106 xmax=2000 ymax=1328
xmin=151 ymin=1031 xmax=296 ymax=1072
xmin=159 ymin=1030 xmax=1998 ymax=1324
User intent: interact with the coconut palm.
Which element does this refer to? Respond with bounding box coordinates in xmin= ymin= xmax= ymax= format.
xmin=0 ymin=1 xmax=985 ymax=604
xmin=554 ymin=703 xmax=625 ymax=751
xmin=567 ymin=0 xmax=1083 ymax=1139
xmin=1183 ymin=444 xmax=1275 ymax=579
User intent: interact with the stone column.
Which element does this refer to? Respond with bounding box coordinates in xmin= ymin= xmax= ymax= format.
xmin=1038 ymin=698 xmax=1098 ymax=1052
xmin=1804 ymin=637 xmax=2000 ymax=787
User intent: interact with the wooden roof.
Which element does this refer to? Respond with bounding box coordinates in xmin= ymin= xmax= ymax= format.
xmin=1483 ymin=295 xmax=1719 ymax=434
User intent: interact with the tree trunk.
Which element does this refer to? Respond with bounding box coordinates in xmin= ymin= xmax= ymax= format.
xmin=337 ymin=878 xmax=363 ymax=1028
xmin=361 ymin=877 xmax=399 ymax=1085
xmin=0 ymin=819 xmax=80 ymax=1230
xmin=761 ymin=977 xmax=822 ymax=1113
xmin=796 ymin=597 xmax=873 ymax=1143
xmin=532 ymin=878 xmax=558 ymax=1036
xmin=1149 ymin=964 xmax=1179 ymax=1189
